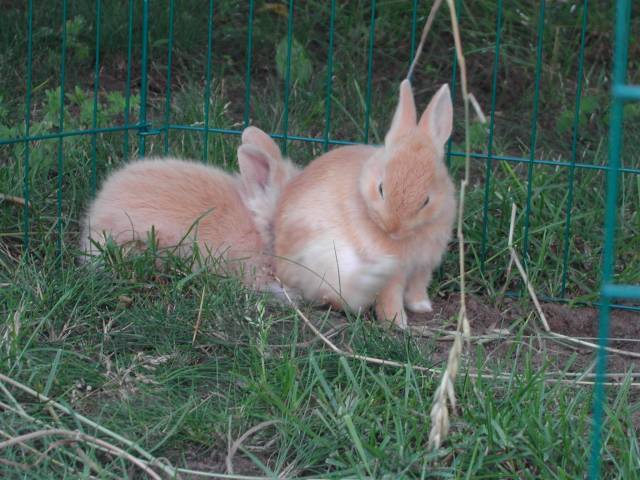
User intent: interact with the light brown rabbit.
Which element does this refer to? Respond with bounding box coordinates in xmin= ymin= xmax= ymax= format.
xmin=80 ymin=126 xmax=299 ymax=290
xmin=273 ymin=80 xmax=456 ymax=328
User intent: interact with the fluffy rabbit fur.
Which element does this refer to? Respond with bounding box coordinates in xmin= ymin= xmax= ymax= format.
xmin=273 ymin=80 xmax=456 ymax=328
xmin=80 ymin=127 xmax=299 ymax=290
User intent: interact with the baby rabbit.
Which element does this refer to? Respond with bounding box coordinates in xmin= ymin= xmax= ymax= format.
xmin=273 ymin=80 xmax=456 ymax=328
xmin=80 ymin=126 xmax=299 ymax=290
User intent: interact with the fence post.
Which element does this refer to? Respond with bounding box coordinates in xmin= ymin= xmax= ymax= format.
xmin=588 ymin=0 xmax=632 ymax=478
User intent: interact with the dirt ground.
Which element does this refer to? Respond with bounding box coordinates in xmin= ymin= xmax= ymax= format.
xmin=410 ymin=294 xmax=640 ymax=377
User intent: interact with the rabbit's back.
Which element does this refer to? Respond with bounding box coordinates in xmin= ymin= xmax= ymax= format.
xmin=82 ymin=158 xmax=262 ymax=260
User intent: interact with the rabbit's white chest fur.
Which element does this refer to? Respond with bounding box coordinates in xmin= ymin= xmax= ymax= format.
xmin=285 ymin=232 xmax=397 ymax=311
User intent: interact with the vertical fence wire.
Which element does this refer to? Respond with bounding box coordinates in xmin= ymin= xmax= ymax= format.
xmin=479 ymin=0 xmax=504 ymax=272
xmin=522 ymin=0 xmax=546 ymax=265
xmin=363 ymin=0 xmax=376 ymax=144
xmin=90 ymin=0 xmax=101 ymax=197
xmin=56 ymin=0 xmax=69 ymax=258
xmin=163 ymin=0 xmax=175 ymax=154
xmin=560 ymin=0 xmax=588 ymax=297
xmin=122 ymin=0 xmax=134 ymax=160
xmin=409 ymin=0 xmax=419 ymax=66
xmin=280 ymin=0 xmax=295 ymax=155
xmin=202 ymin=0 xmax=214 ymax=162
xmin=138 ymin=0 xmax=149 ymax=157
xmin=322 ymin=0 xmax=337 ymax=152
xmin=588 ymin=0 xmax=631 ymax=477
xmin=22 ymin=0 xmax=34 ymax=251
xmin=243 ymin=0 xmax=255 ymax=129
xmin=445 ymin=0 xmax=462 ymax=168
xmin=437 ymin=0 xmax=462 ymax=280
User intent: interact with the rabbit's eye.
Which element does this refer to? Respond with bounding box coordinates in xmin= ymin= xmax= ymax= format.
xmin=378 ymin=182 xmax=384 ymax=199
xmin=421 ymin=195 xmax=430 ymax=209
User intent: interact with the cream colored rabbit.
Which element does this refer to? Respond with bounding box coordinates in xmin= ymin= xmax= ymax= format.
xmin=80 ymin=126 xmax=299 ymax=290
xmin=273 ymin=80 xmax=456 ymax=328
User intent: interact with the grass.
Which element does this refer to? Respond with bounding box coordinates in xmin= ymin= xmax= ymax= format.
xmin=1 ymin=0 xmax=639 ymax=478
xmin=1 ymin=251 xmax=639 ymax=478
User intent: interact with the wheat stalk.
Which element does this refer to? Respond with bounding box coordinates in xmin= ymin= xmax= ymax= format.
xmin=407 ymin=0 xmax=475 ymax=450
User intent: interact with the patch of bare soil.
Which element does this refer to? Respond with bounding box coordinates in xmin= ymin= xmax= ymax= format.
xmin=168 ymin=445 xmax=266 ymax=479
xmin=407 ymin=294 xmax=640 ymax=377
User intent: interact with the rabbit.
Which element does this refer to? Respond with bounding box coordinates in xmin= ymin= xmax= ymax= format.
xmin=80 ymin=126 xmax=299 ymax=291
xmin=272 ymin=80 xmax=456 ymax=328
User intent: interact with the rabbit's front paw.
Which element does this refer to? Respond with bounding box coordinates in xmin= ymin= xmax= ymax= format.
xmin=375 ymin=300 xmax=407 ymax=330
xmin=406 ymin=297 xmax=432 ymax=313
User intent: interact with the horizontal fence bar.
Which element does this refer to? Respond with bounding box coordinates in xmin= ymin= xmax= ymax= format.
xmin=170 ymin=127 xmax=640 ymax=173
xmin=167 ymin=124 xmax=355 ymax=145
xmin=165 ymin=126 xmax=640 ymax=174
xmin=168 ymin=125 xmax=243 ymax=136
xmin=612 ymin=84 xmax=640 ymax=101
xmin=0 ymin=125 xmax=143 ymax=146
xmin=442 ymin=151 xmax=640 ymax=175
xmin=602 ymin=284 xmax=640 ymax=300
xmin=3 ymin=125 xmax=639 ymax=176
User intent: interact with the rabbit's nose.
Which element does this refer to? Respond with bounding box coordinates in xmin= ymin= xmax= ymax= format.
xmin=387 ymin=223 xmax=403 ymax=240
xmin=388 ymin=222 xmax=410 ymax=240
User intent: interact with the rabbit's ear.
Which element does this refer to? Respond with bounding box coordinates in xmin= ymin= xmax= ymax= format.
xmin=241 ymin=126 xmax=282 ymax=161
xmin=238 ymin=144 xmax=274 ymax=194
xmin=385 ymin=79 xmax=417 ymax=147
xmin=418 ymin=83 xmax=453 ymax=147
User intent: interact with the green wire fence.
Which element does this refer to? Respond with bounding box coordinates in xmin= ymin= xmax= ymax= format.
xmin=0 ymin=1 xmax=638 ymax=476
xmin=5 ymin=1 xmax=636 ymax=305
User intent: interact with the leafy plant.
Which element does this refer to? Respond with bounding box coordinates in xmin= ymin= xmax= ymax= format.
xmin=66 ymin=15 xmax=91 ymax=62
xmin=275 ymin=36 xmax=312 ymax=87
xmin=555 ymin=95 xmax=599 ymax=135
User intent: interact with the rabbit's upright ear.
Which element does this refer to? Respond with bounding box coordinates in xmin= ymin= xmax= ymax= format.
xmin=418 ymin=83 xmax=453 ymax=147
xmin=385 ymin=79 xmax=417 ymax=147
xmin=241 ymin=126 xmax=282 ymax=161
xmin=238 ymin=144 xmax=274 ymax=195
